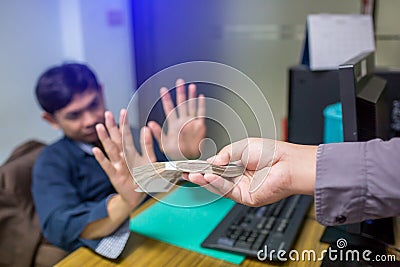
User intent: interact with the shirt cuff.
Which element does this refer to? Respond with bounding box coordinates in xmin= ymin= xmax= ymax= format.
xmin=315 ymin=142 xmax=366 ymax=226
xmin=79 ymin=194 xmax=130 ymax=258
xmin=95 ymin=220 xmax=130 ymax=259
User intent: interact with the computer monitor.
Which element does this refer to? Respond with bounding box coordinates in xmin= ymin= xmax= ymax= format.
xmin=321 ymin=51 xmax=395 ymax=256
xmin=340 ymin=51 xmax=390 ymax=142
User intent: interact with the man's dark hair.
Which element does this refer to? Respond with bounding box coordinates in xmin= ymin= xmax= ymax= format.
xmin=35 ymin=63 xmax=100 ymax=114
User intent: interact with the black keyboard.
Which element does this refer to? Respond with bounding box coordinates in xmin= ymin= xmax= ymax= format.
xmin=201 ymin=195 xmax=313 ymax=261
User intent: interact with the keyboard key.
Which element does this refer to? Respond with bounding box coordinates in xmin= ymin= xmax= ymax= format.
xmin=246 ymin=236 xmax=256 ymax=243
xmin=255 ymin=206 xmax=267 ymax=218
xmin=272 ymin=199 xmax=286 ymax=217
xmin=256 ymin=217 xmax=267 ymax=229
xmin=217 ymin=237 xmax=235 ymax=247
xmin=249 ymin=231 xmax=258 ymax=238
xmin=251 ymin=232 xmax=268 ymax=250
xmin=238 ymin=235 xmax=247 ymax=241
xmin=277 ymin=219 xmax=288 ymax=233
xmin=265 ymin=217 xmax=276 ymax=230
xmin=283 ymin=195 xmax=301 ymax=219
xmin=260 ymin=229 xmax=269 ymax=235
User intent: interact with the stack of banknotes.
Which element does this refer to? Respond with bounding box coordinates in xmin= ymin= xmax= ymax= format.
xmin=132 ymin=160 xmax=244 ymax=192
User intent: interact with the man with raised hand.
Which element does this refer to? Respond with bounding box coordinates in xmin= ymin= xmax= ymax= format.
xmin=32 ymin=63 xmax=205 ymax=258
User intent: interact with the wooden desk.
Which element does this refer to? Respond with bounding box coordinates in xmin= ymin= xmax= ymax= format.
xmin=55 ymin=196 xmax=328 ymax=267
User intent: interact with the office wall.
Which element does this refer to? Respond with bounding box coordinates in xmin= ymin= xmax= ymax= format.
xmin=375 ymin=0 xmax=400 ymax=68
xmin=0 ymin=1 xmax=64 ymax=162
xmin=79 ymin=0 xmax=137 ymax=124
xmin=0 ymin=0 xmax=135 ymax=163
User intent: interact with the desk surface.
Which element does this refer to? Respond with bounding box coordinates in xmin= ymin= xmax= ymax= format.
xmin=55 ymin=195 xmax=328 ymax=267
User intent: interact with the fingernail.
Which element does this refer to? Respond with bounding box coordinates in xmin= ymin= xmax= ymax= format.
xmin=160 ymin=87 xmax=168 ymax=95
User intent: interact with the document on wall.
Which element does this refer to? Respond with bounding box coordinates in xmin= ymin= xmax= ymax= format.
xmin=132 ymin=160 xmax=245 ymax=193
xmin=301 ymin=14 xmax=375 ymax=70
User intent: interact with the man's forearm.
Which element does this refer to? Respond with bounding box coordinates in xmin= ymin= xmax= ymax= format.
xmin=80 ymin=194 xmax=136 ymax=239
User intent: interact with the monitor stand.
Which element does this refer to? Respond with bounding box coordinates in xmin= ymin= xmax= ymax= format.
xmin=320 ymin=218 xmax=396 ymax=266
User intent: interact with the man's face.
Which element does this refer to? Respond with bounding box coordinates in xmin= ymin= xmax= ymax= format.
xmin=50 ymin=89 xmax=106 ymax=144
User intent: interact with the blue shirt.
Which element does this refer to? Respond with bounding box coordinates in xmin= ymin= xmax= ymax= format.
xmin=32 ymin=135 xmax=166 ymax=258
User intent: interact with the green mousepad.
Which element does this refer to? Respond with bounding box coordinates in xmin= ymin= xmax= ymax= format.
xmin=130 ymin=183 xmax=245 ymax=264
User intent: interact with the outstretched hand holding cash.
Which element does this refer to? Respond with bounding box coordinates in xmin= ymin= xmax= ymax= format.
xmin=182 ymin=138 xmax=317 ymax=207
xmin=129 ymin=136 xmax=317 ymax=203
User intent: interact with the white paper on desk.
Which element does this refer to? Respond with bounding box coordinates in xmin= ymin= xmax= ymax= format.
xmin=307 ymin=14 xmax=375 ymax=70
